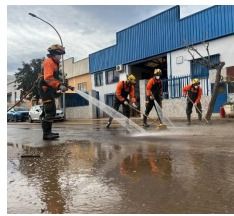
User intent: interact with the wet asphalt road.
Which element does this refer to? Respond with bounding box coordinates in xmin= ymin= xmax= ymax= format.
xmin=7 ymin=119 xmax=234 ymax=213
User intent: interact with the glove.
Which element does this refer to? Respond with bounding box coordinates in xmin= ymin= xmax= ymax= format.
xmin=149 ymin=95 xmax=154 ymax=100
xmin=124 ymin=100 xmax=128 ymax=105
xmin=132 ymin=103 xmax=137 ymax=108
xmin=59 ymin=84 xmax=68 ymax=92
xmin=42 ymin=86 xmax=48 ymax=93
xmin=68 ymin=86 xmax=75 ymax=91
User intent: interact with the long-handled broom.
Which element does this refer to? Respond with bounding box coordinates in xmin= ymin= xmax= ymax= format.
xmin=153 ymin=101 xmax=167 ymax=129
xmin=187 ymin=95 xmax=209 ymax=124
xmin=128 ymin=103 xmax=167 ymax=129
xmin=127 ymin=104 xmax=158 ymax=124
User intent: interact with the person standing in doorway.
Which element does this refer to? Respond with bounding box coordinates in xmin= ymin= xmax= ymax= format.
xmin=106 ymin=74 xmax=137 ymax=128
xmin=37 ymin=44 xmax=68 ymax=140
xmin=183 ymin=78 xmax=203 ymax=125
xmin=143 ymin=68 xmax=163 ymax=127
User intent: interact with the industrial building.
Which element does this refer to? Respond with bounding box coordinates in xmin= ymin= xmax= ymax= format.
xmin=88 ymin=5 xmax=234 ymax=118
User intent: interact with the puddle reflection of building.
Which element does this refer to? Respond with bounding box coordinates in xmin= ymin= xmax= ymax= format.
xmin=119 ymin=145 xmax=172 ymax=179
xmin=19 ymin=145 xmax=69 ymax=214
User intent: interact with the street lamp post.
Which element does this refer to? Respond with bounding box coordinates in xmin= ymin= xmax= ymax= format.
xmin=28 ymin=13 xmax=66 ymax=119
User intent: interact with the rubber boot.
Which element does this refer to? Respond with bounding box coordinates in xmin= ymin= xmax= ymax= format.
xmin=106 ymin=117 xmax=113 ymax=128
xmin=42 ymin=121 xmax=58 ymax=140
xmin=48 ymin=122 xmax=59 ymax=137
xmin=143 ymin=115 xmax=150 ymax=127
xmin=187 ymin=114 xmax=191 ymax=125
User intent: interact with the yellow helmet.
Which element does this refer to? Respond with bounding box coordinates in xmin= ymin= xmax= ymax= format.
xmin=48 ymin=44 xmax=65 ymax=55
xmin=127 ymin=74 xmax=136 ymax=84
xmin=154 ymin=68 xmax=162 ymax=76
xmin=192 ymin=78 xmax=200 ymax=85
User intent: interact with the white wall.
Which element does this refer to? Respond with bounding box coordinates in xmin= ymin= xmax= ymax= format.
xmin=63 ymin=58 xmax=74 ymax=78
xmin=228 ymin=93 xmax=234 ymax=102
xmin=167 ymin=35 xmax=234 ymax=77
xmin=64 ymin=57 xmax=89 ymax=78
xmin=91 ymin=69 xmax=128 ymax=117
xmin=7 ymin=75 xmax=21 ymax=106
xmin=66 ymin=106 xmax=93 ymax=119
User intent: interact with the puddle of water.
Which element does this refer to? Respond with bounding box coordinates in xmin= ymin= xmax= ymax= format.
xmin=7 ymin=121 xmax=234 ymax=213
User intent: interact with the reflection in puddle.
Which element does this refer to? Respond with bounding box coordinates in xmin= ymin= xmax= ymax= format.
xmin=119 ymin=146 xmax=172 ymax=178
xmin=8 ymin=131 xmax=234 ymax=213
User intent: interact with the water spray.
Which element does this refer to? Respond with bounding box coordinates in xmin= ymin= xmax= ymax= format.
xmin=75 ymin=90 xmax=145 ymax=133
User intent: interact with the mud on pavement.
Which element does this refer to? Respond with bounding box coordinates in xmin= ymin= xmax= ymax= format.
xmin=7 ymin=120 xmax=234 ymax=213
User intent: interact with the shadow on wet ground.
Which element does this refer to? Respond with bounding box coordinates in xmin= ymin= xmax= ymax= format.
xmin=7 ymin=120 xmax=234 ymax=213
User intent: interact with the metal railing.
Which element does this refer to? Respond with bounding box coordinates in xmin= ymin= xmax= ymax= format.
xmin=162 ymin=75 xmax=209 ymax=99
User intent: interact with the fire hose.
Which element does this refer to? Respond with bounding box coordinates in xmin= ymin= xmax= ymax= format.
xmin=7 ymin=78 xmax=74 ymax=112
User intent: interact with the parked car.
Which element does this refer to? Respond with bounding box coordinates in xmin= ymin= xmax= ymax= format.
xmin=28 ymin=105 xmax=64 ymax=123
xmin=7 ymin=107 xmax=29 ymax=122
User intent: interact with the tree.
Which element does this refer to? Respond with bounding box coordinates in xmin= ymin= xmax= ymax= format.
xmin=15 ymin=58 xmax=44 ymax=100
xmin=187 ymin=42 xmax=225 ymax=121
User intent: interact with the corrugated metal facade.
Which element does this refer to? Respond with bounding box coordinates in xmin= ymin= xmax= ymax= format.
xmin=89 ymin=5 xmax=234 ymax=73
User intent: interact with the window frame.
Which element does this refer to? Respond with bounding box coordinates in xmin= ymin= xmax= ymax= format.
xmin=94 ymin=72 xmax=103 ymax=87
xmin=105 ymin=93 xmax=115 ymax=107
xmin=105 ymin=68 xmax=119 ymax=85
xmin=77 ymin=82 xmax=87 ymax=92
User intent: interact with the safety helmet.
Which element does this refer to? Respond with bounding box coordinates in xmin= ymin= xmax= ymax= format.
xmin=127 ymin=74 xmax=136 ymax=84
xmin=154 ymin=68 xmax=162 ymax=76
xmin=192 ymin=78 xmax=200 ymax=85
xmin=47 ymin=44 xmax=65 ymax=55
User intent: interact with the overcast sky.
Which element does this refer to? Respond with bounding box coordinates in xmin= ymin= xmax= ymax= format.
xmin=7 ymin=5 xmax=211 ymax=75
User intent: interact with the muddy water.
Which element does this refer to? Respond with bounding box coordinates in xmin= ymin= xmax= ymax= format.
xmin=7 ymin=122 xmax=234 ymax=213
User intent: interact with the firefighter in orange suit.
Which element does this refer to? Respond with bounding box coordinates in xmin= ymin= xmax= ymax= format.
xmin=143 ymin=69 xmax=163 ymax=127
xmin=183 ymin=78 xmax=203 ymax=125
xmin=106 ymin=74 xmax=137 ymax=128
xmin=37 ymin=44 xmax=68 ymax=140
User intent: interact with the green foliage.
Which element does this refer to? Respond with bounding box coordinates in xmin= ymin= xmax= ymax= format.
xmin=15 ymin=58 xmax=44 ymax=100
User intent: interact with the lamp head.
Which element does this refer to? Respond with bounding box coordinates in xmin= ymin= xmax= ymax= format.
xmin=28 ymin=13 xmax=37 ymax=18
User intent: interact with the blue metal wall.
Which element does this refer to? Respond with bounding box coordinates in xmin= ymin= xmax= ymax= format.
xmin=89 ymin=5 xmax=234 ymax=73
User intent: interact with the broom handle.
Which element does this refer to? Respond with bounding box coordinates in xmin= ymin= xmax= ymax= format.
xmin=187 ymin=95 xmax=209 ymax=123
xmin=128 ymin=104 xmax=157 ymax=122
xmin=153 ymin=101 xmax=163 ymax=124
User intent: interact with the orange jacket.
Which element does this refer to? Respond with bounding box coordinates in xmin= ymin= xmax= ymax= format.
xmin=183 ymin=84 xmax=202 ymax=104
xmin=115 ymin=81 xmax=136 ymax=103
xmin=146 ymin=78 xmax=162 ymax=97
xmin=43 ymin=57 xmax=61 ymax=89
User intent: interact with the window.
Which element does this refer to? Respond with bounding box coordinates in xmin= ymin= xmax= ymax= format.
xmin=228 ymin=82 xmax=234 ymax=94
xmin=94 ymin=72 xmax=103 ymax=87
xmin=14 ymin=92 xmax=17 ymax=103
xmin=77 ymin=82 xmax=87 ymax=92
xmin=7 ymin=93 xmax=12 ymax=103
xmin=191 ymin=54 xmax=220 ymax=78
xmin=105 ymin=94 xmax=115 ymax=107
xmin=105 ymin=69 xmax=119 ymax=84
